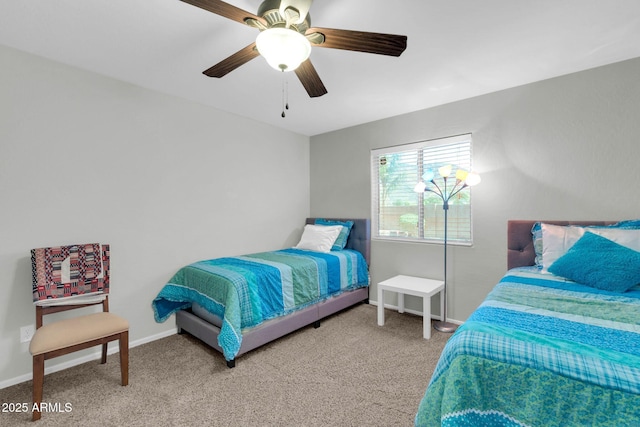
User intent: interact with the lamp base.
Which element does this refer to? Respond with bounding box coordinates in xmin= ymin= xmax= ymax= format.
xmin=433 ymin=321 xmax=458 ymax=333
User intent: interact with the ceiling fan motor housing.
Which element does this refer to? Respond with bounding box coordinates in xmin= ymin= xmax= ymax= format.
xmin=257 ymin=0 xmax=310 ymax=34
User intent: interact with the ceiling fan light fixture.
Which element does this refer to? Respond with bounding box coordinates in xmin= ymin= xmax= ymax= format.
xmin=256 ymin=28 xmax=311 ymax=72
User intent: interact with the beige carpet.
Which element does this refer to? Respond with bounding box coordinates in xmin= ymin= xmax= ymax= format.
xmin=1 ymin=304 xmax=449 ymax=426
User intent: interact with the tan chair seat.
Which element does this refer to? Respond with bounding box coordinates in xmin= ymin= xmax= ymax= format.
xmin=30 ymin=312 xmax=129 ymax=356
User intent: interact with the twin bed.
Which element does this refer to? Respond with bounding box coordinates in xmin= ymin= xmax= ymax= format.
xmin=415 ymin=220 xmax=640 ymax=426
xmin=153 ymin=218 xmax=370 ymax=367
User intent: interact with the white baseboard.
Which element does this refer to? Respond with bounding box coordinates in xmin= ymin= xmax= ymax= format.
xmin=368 ymin=300 xmax=461 ymax=324
xmin=2 ymin=303 xmax=458 ymax=389
xmin=0 ymin=327 xmax=177 ymax=390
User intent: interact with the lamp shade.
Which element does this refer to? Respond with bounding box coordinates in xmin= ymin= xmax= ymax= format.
xmin=465 ymin=172 xmax=481 ymax=186
xmin=422 ymin=170 xmax=435 ymax=182
xmin=455 ymin=169 xmax=469 ymax=181
xmin=414 ymin=181 xmax=427 ymax=193
xmin=256 ymin=28 xmax=311 ymax=72
xmin=438 ymin=164 xmax=453 ymax=178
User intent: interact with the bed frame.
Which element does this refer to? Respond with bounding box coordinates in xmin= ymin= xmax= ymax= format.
xmin=507 ymin=220 xmax=617 ymax=270
xmin=175 ymin=218 xmax=371 ymax=368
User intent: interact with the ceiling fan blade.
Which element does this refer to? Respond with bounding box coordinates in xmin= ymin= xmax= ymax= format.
xmin=306 ymin=27 xmax=407 ymax=57
xmin=203 ymin=43 xmax=260 ymax=78
xmin=180 ymin=0 xmax=266 ymax=26
xmin=294 ymin=59 xmax=327 ymax=98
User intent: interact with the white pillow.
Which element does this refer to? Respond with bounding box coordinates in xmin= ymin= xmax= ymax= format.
xmin=541 ymin=223 xmax=640 ymax=271
xmin=295 ymin=225 xmax=343 ymax=253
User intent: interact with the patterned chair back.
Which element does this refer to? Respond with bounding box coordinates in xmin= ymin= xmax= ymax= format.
xmin=30 ymin=243 xmax=110 ymax=305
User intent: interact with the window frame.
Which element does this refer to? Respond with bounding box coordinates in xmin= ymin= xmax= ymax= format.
xmin=370 ymin=134 xmax=475 ymax=246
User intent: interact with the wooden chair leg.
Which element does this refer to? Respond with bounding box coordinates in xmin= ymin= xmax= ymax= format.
xmin=119 ymin=331 xmax=129 ymax=386
xmin=101 ymin=342 xmax=108 ymax=364
xmin=32 ymin=354 xmax=44 ymax=421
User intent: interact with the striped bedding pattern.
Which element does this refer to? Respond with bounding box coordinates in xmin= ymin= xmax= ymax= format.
xmin=152 ymin=248 xmax=369 ymax=361
xmin=415 ymin=268 xmax=640 ymax=426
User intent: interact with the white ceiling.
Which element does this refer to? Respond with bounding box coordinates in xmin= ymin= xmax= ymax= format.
xmin=2 ymin=0 xmax=640 ymax=136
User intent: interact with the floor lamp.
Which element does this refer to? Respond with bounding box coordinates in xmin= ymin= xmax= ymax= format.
xmin=414 ymin=165 xmax=481 ymax=333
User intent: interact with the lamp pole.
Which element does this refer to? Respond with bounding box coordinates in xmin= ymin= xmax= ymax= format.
xmin=431 ymin=177 xmax=459 ymax=332
xmin=434 ymin=197 xmax=457 ymax=332
xmin=416 ymin=168 xmax=480 ymax=333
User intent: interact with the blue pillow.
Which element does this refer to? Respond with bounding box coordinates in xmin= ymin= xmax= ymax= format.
xmin=315 ymin=219 xmax=354 ymax=250
xmin=548 ymin=232 xmax=640 ymax=293
xmin=613 ymin=219 xmax=640 ymax=229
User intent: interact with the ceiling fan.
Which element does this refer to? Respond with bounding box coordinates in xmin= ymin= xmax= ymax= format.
xmin=181 ymin=0 xmax=408 ymax=98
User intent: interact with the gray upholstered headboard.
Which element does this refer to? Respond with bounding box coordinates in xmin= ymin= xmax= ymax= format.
xmin=306 ymin=218 xmax=371 ymax=265
xmin=507 ymin=220 xmax=617 ymax=270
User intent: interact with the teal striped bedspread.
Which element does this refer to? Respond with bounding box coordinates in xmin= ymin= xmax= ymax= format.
xmin=415 ymin=268 xmax=640 ymax=426
xmin=152 ymin=248 xmax=369 ymax=361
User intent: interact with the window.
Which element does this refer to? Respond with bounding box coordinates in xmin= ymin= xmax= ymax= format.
xmin=371 ymin=134 xmax=475 ymax=245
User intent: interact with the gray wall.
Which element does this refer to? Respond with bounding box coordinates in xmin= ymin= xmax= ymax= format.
xmin=310 ymin=57 xmax=640 ymax=322
xmin=0 ymin=45 xmax=310 ymax=387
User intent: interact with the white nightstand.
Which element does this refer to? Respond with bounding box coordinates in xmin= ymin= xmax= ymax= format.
xmin=377 ymin=275 xmax=445 ymax=339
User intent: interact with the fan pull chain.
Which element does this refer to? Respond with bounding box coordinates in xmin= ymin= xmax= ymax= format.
xmin=281 ymin=72 xmax=289 ymax=118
